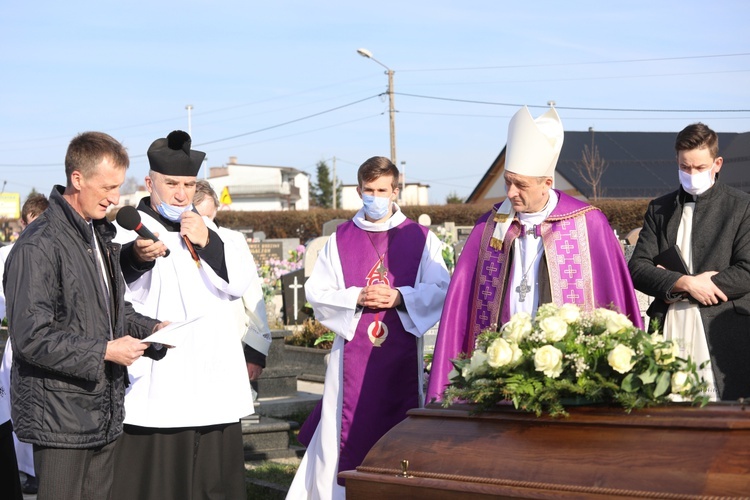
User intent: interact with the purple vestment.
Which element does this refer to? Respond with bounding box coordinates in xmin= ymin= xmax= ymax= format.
xmin=426 ymin=191 xmax=643 ymax=401
xmin=298 ymin=218 xmax=428 ymax=484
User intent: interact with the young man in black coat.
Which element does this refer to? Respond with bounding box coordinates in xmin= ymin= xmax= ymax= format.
xmin=629 ymin=123 xmax=750 ymax=401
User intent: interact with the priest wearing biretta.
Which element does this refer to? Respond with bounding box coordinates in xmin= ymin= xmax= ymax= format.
xmin=111 ymin=130 xmax=255 ymax=500
xmin=427 ymin=105 xmax=642 ymax=402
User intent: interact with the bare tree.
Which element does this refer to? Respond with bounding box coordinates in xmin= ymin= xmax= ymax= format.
xmin=575 ymin=129 xmax=608 ymax=200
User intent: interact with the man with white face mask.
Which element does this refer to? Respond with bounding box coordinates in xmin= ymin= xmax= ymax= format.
xmin=288 ymin=156 xmax=450 ymax=500
xmin=111 ymin=131 xmax=254 ymax=499
xmin=630 ymin=122 xmax=750 ymax=402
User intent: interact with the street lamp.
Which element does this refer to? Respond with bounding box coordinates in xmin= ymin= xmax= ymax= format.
xmin=185 ymin=104 xmax=193 ymax=136
xmin=357 ymin=48 xmax=397 ymax=167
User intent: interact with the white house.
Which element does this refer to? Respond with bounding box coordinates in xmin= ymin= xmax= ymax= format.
xmin=208 ymin=157 xmax=310 ymax=211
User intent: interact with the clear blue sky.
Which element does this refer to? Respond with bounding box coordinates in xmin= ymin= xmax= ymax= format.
xmin=1 ymin=1 xmax=748 ymax=204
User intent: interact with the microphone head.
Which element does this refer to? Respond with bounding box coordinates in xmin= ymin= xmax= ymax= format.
xmin=115 ymin=205 xmax=142 ymax=231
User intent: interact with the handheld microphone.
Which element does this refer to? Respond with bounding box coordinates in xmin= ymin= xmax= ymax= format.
xmin=115 ymin=206 xmax=170 ymax=257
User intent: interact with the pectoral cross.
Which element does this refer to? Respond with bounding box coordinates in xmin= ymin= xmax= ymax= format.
xmin=515 ymin=276 xmax=531 ymax=302
xmin=377 ymin=258 xmax=388 ymax=275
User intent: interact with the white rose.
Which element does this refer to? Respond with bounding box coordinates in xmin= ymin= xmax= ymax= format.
xmin=468 ymin=349 xmax=488 ymax=376
xmin=607 ymin=344 xmax=636 ymax=374
xmin=535 ymin=303 xmax=559 ymax=320
xmin=651 ymin=334 xmax=678 ymax=365
xmin=558 ymin=303 xmax=581 ymax=324
xmin=486 ymin=338 xmax=520 ymax=368
xmin=671 ymin=371 xmax=692 ymax=393
xmin=539 ymin=316 xmax=569 ymax=342
xmin=604 ymin=310 xmax=633 ymax=334
xmin=534 ymin=345 xmax=564 ymax=379
xmin=501 ymin=312 xmax=533 ymax=343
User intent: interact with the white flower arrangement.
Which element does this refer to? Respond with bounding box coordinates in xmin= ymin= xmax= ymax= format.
xmin=443 ymin=304 xmax=709 ymax=417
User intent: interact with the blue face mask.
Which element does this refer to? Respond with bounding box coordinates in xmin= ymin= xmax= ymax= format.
xmin=362 ymin=195 xmax=392 ymax=220
xmin=157 ymin=202 xmax=194 ymax=222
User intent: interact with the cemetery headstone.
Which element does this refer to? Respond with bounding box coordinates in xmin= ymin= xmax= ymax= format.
xmin=281 ymin=268 xmax=309 ymax=325
xmin=322 ymin=219 xmax=348 ymax=237
xmin=248 ymin=240 xmax=283 ymax=264
xmin=456 ymin=226 xmax=474 ymax=242
xmin=304 ymin=236 xmax=329 ymax=277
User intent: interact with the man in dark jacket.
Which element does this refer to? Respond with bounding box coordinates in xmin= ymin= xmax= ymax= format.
xmin=3 ymin=132 xmax=168 ymax=500
xmin=629 ymin=122 xmax=750 ymax=402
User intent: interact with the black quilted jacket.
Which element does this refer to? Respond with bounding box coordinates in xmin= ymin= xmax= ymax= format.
xmin=5 ymin=186 xmax=159 ymax=448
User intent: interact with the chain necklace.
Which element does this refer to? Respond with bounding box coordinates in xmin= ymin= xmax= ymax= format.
xmin=365 ymin=231 xmax=390 ymax=275
xmin=515 ymin=238 xmax=544 ymax=302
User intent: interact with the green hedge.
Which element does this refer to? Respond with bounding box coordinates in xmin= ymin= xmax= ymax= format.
xmin=215 ymin=199 xmax=651 ymax=241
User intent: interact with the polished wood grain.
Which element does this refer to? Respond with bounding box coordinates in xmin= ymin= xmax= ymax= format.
xmin=340 ymin=402 xmax=750 ymax=499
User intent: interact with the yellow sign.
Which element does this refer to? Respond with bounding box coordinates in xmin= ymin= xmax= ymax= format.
xmin=0 ymin=193 xmax=20 ymax=219
xmin=220 ymin=186 xmax=232 ymax=205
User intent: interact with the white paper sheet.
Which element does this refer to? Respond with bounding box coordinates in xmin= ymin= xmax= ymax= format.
xmin=140 ymin=317 xmax=201 ymax=347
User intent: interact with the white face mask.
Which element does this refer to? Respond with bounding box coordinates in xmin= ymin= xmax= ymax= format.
xmin=362 ymin=194 xmax=392 ymax=220
xmin=678 ymin=167 xmax=714 ymax=196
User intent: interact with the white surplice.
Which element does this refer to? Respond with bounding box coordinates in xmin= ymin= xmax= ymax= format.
xmin=216 ymin=226 xmax=272 ymax=355
xmin=286 ymin=206 xmax=450 ymax=500
xmin=664 ymin=201 xmax=717 ymax=400
xmin=113 ymin=212 xmax=254 ymax=428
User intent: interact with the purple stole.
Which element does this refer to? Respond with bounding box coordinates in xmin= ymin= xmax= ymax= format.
xmin=466 ymin=199 xmax=597 ymax=352
xmin=334 ymin=218 xmax=427 ymax=482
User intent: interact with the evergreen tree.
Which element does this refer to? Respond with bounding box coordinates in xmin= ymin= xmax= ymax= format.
xmin=311 ymin=160 xmax=340 ymax=208
xmin=445 ymin=191 xmax=465 ymax=204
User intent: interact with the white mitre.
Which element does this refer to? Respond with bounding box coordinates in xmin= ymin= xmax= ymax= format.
xmin=504 ymin=106 xmax=564 ymax=178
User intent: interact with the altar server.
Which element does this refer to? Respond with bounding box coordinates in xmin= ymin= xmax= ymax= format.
xmin=288 ymin=156 xmax=450 ymax=500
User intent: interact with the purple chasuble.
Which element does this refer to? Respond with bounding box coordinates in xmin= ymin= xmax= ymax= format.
xmin=334 ymin=219 xmax=427 ymax=483
xmin=426 ymin=191 xmax=643 ymax=402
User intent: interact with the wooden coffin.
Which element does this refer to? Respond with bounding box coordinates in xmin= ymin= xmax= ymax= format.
xmin=340 ymin=402 xmax=750 ymax=499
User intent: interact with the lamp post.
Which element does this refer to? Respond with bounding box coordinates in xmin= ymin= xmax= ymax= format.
xmin=185 ymin=104 xmax=193 ymax=136
xmin=357 ymin=48 xmax=397 ymax=167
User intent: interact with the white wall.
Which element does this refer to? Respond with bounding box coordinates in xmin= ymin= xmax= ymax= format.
xmin=209 ymin=163 xmax=310 ymax=211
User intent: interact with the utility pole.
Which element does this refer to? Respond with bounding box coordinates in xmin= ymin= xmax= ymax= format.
xmin=357 ymin=48 xmax=397 ymax=166
xmin=185 ymin=104 xmax=193 ymax=136
xmin=332 ymin=156 xmax=337 ymax=210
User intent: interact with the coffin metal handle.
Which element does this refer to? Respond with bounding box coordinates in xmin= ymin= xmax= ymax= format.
xmin=398 ymin=459 xmax=413 ymax=478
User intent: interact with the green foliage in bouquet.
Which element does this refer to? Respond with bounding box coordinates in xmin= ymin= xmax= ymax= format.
xmin=442 ymin=304 xmax=710 ymax=417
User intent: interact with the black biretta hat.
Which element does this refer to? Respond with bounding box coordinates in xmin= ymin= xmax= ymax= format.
xmin=147 ymin=130 xmax=206 ymax=176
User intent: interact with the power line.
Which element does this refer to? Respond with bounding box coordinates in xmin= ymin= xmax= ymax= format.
xmin=398 ymin=52 xmax=750 ymax=73
xmin=394 ymin=92 xmax=750 ymax=113
xmin=195 ymin=95 xmax=380 ymax=147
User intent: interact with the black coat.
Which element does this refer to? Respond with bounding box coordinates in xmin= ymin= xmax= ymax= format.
xmin=5 ymin=186 xmax=159 ymax=448
xmin=629 ymin=181 xmax=750 ymax=400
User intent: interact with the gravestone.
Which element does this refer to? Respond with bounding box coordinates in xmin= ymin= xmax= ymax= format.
xmin=456 ymin=225 xmax=474 ymax=242
xmin=281 ymin=269 xmax=308 ymax=325
xmin=454 ymin=240 xmax=467 ymax=261
xmin=304 ymin=236 xmax=329 ymax=277
xmin=322 ymin=218 xmax=348 ymax=236
xmin=248 ymin=240 xmax=283 ymax=263
xmin=418 ymin=214 xmax=431 ymax=226
xmin=248 ymin=238 xmax=301 ymax=264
